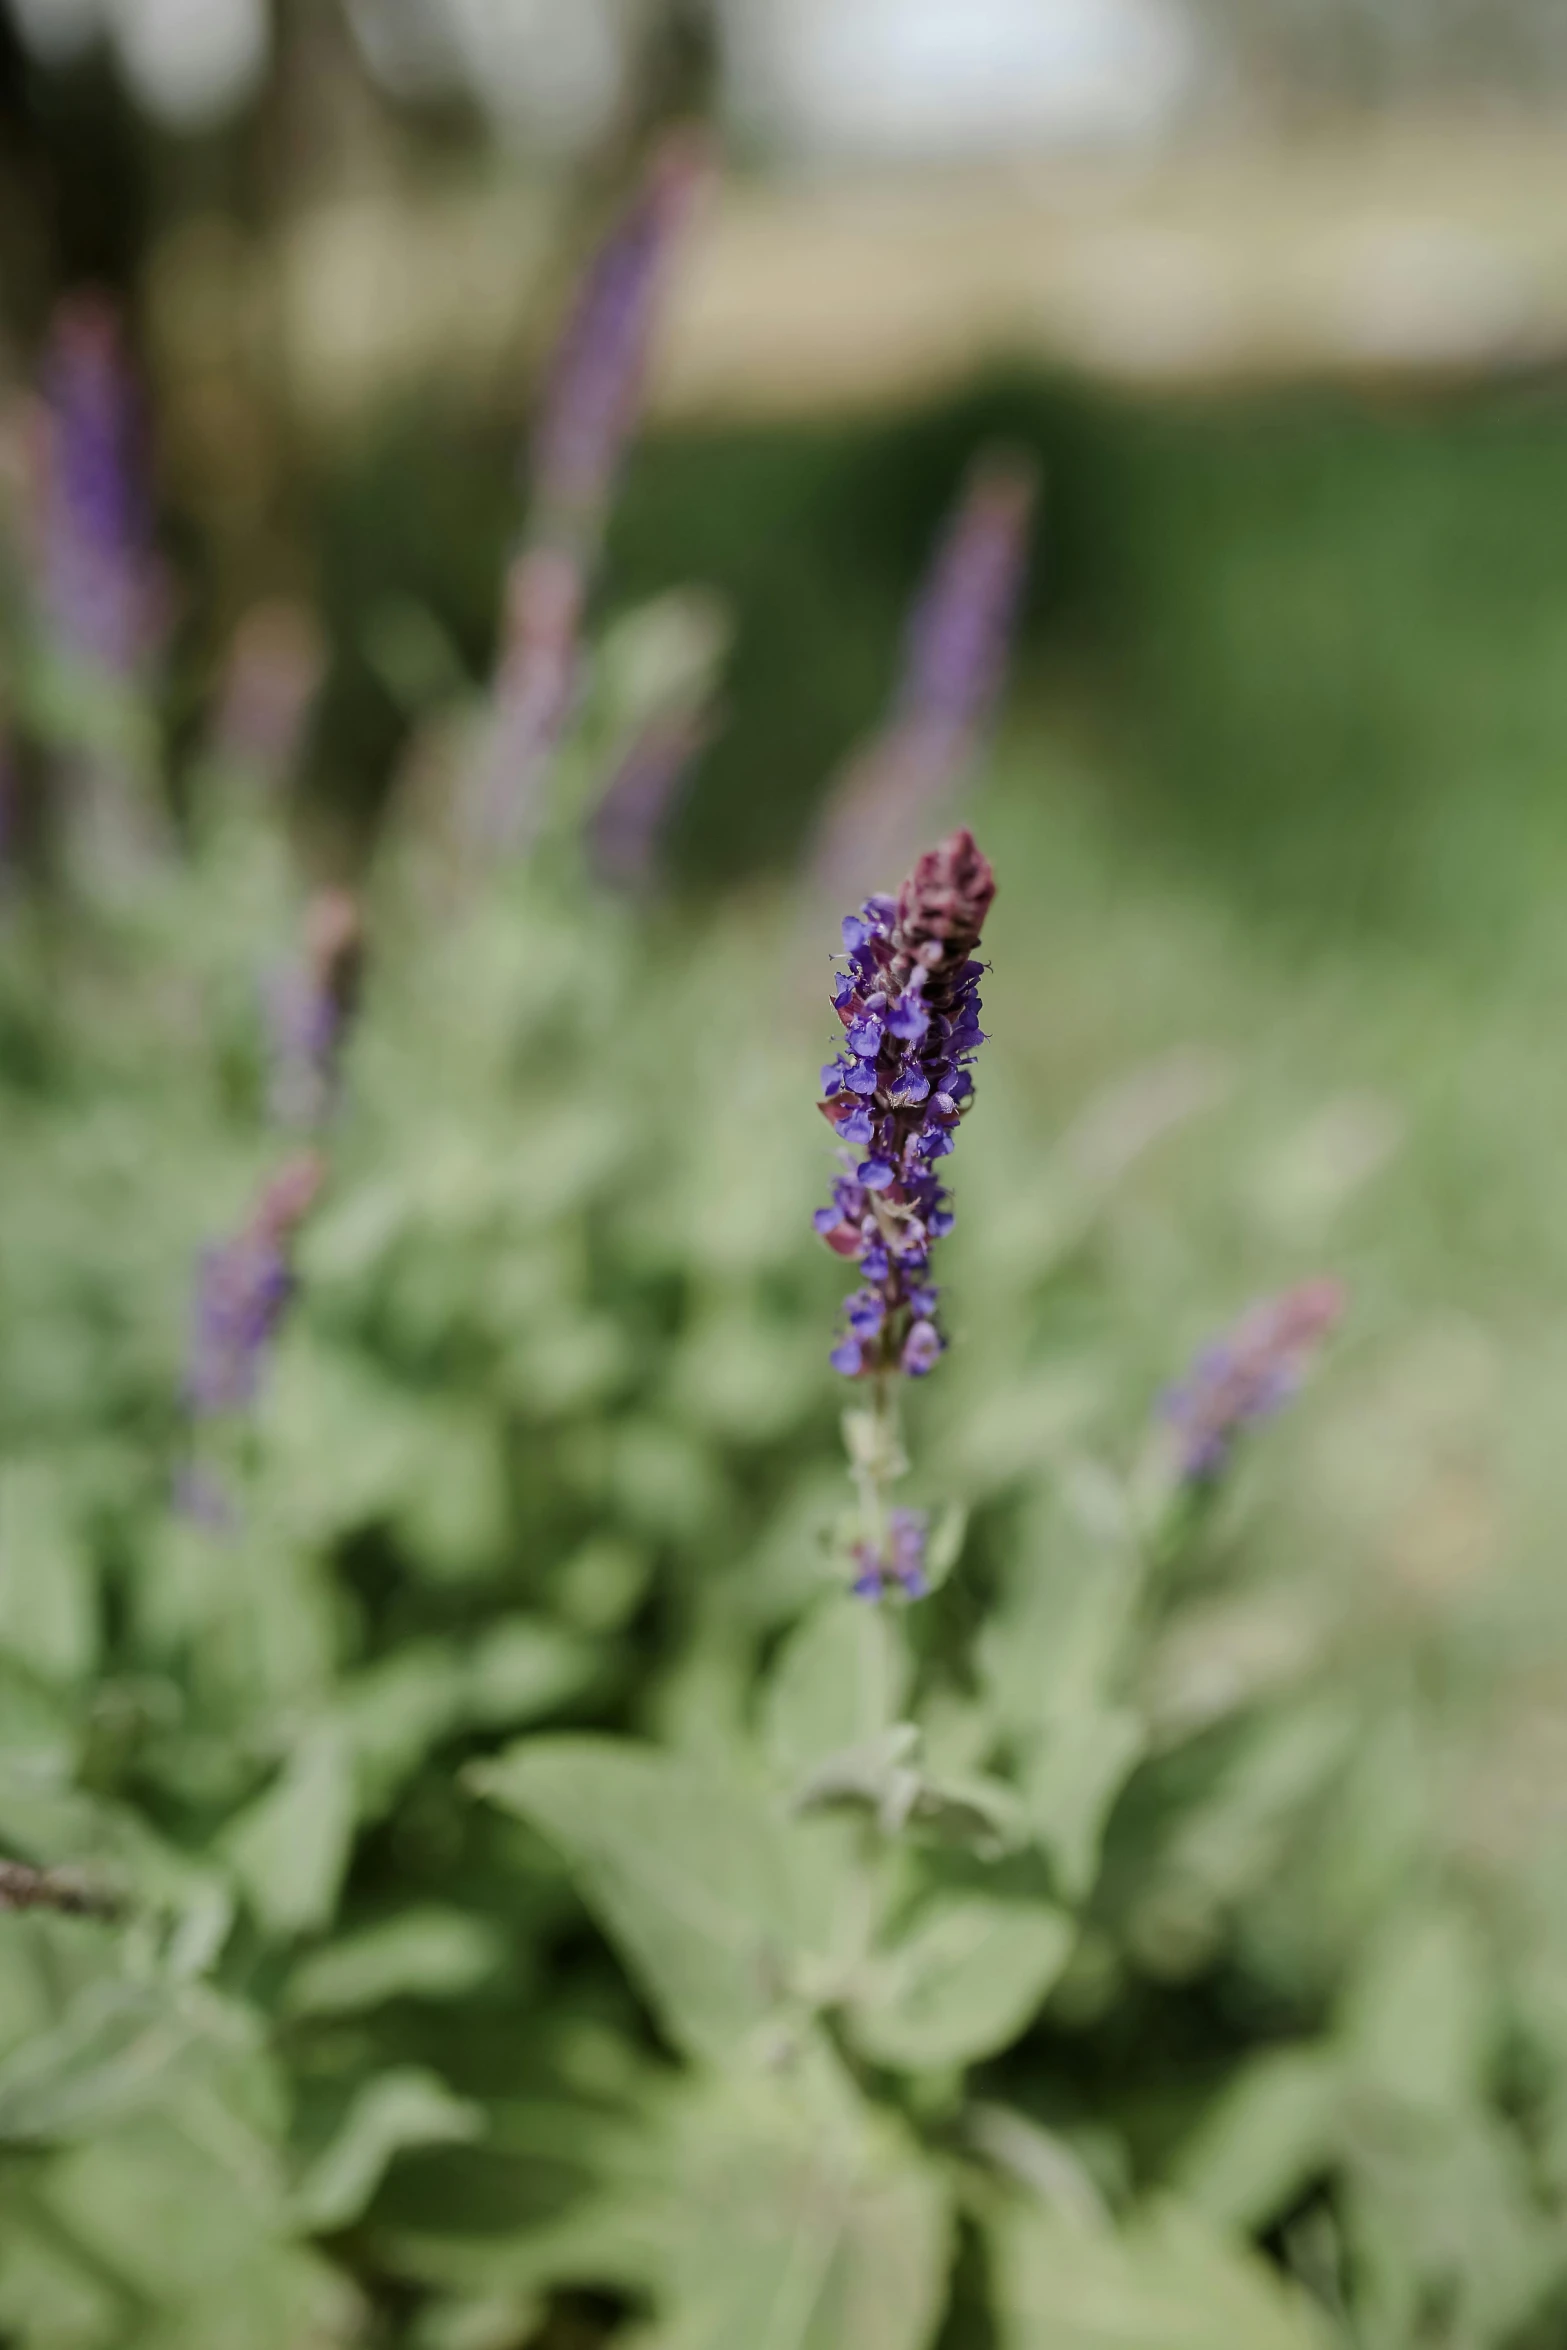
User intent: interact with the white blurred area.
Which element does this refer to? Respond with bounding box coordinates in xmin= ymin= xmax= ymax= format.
xmin=3 ymin=0 xmax=1196 ymax=151
xmin=722 ymin=0 xmax=1193 ymax=155
xmin=7 ymin=0 xmax=269 ymax=125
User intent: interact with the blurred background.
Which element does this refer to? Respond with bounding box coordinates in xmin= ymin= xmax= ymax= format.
xmin=9 ymin=0 xmax=1567 ymax=898
xmin=7 ymin=0 xmax=1567 ymax=900
xmin=11 ymin=5 xmax=1567 ymax=2345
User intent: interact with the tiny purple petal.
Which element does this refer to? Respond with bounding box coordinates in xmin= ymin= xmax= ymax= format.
xmin=902 ymin=1320 xmax=943 ymax=1377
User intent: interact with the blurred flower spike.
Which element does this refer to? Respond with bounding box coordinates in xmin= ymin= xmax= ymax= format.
xmin=33 ymin=294 xmax=164 ymax=678
xmin=185 ymin=1152 xmax=326 ymax=1424
xmin=814 ymin=451 xmax=1035 ymax=898
xmin=480 ymin=132 xmax=706 ymax=847
xmin=265 ymin=889 xmax=364 ymax=1130
xmin=817 ymin=827 xmax=996 ymax=1382
xmin=529 ymin=131 xmax=707 ymax=548
xmin=1163 ymin=1278 xmax=1346 ymax=1481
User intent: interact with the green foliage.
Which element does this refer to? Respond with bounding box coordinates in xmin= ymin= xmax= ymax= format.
xmin=10 ymin=399 xmax=1567 ymax=2350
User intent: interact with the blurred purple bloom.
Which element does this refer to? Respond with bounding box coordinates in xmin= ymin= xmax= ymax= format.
xmin=852 ymin=1509 xmax=928 ymax=1602
xmin=34 ymin=294 xmax=163 ymax=677
xmin=530 ymin=134 xmax=705 ymax=539
xmin=1163 ymin=1279 xmax=1346 ymax=1480
xmin=588 ymin=706 xmax=706 ymax=891
xmin=477 ymin=140 xmax=704 ymax=849
xmin=817 ymin=828 xmax=995 ymax=1384
xmin=264 ymin=890 xmax=363 ymax=1130
xmin=184 ymin=1154 xmax=325 ymax=1422
xmin=812 ymin=451 xmax=1035 ymax=899
xmin=897 ymin=452 xmax=1037 ymax=739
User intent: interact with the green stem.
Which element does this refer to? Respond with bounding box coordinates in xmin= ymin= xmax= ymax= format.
xmin=844 ymin=1369 xmax=908 ymax=1570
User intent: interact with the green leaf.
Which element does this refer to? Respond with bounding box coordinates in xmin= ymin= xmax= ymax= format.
xmin=465 ymin=1617 xmax=600 ymax=1729
xmin=1338 ymin=1902 xmax=1490 ymax=2118
xmin=764 ymin=1597 xmax=908 ymax=1787
xmin=337 ymin=1641 xmax=468 ymax=1815
xmin=472 ymin=1737 xmax=798 ymax=2063
xmin=520 ymin=2062 xmax=951 ymax=2350
xmin=848 ymin=1895 xmax=1074 ymax=2072
xmin=1023 ymin=1708 xmax=1144 ymax=1902
xmin=293 ymin=2069 xmax=483 ymax=2233
xmin=0 ymin=1461 xmax=98 ymax=1685
xmin=410 ymin=2293 xmax=548 ymax=2350
xmin=651 ymin=2078 xmax=948 ymax=2350
xmin=1169 ymin=2046 xmax=1344 ymax=2232
xmin=393 ymin=1408 xmax=511 ymax=1582
xmin=0 ymin=1981 xmax=197 ymax=2144
xmin=990 ymin=2197 xmax=1332 ymax=2350
xmin=223 ymin=1727 xmax=356 ymax=1939
xmin=283 ymin=1911 xmax=503 ymax=2019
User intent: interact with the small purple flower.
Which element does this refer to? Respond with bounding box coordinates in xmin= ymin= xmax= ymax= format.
xmin=263 ymin=890 xmax=363 ymax=1131
xmin=1163 ymin=1280 xmax=1346 ymax=1482
xmin=851 ymin=1510 xmax=929 ymax=1602
xmin=34 ymin=294 xmax=164 ymax=678
xmin=811 ymin=452 xmax=1035 ymax=899
xmin=817 ymin=829 xmax=995 ymax=1384
xmin=588 ymin=707 xmax=706 ymax=893
xmin=184 ymin=1154 xmax=325 ymax=1424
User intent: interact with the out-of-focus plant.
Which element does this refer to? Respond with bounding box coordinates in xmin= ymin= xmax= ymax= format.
xmin=0 ymin=143 xmax=1562 ymax=2350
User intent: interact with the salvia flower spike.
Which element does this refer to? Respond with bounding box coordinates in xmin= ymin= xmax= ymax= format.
xmin=264 ymin=889 xmax=364 ymax=1130
xmin=529 ymin=133 xmax=706 ymax=549
xmin=818 ymin=827 xmax=995 ymax=1598
xmin=35 ymin=293 xmax=162 ymax=679
xmin=812 ymin=452 xmax=1035 ymax=900
xmin=479 ymin=136 xmax=704 ymax=848
xmin=1163 ymin=1279 xmax=1345 ymax=1482
xmin=184 ymin=1152 xmax=326 ymax=1424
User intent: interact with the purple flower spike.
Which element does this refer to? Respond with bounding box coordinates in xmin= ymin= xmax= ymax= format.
xmin=1163 ymin=1279 xmax=1346 ymax=1482
xmin=184 ymin=1153 xmax=326 ymax=1424
xmin=811 ymin=452 xmax=1036 ymax=899
xmin=529 ymin=135 xmax=706 ymax=544
xmin=264 ymin=890 xmax=363 ymax=1131
xmin=34 ymin=294 xmax=164 ymax=678
xmin=817 ymin=828 xmax=994 ymax=1383
xmin=476 ymin=135 xmax=705 ymax=849
xmin=588 ymin=706 xmax=706 ymax=893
